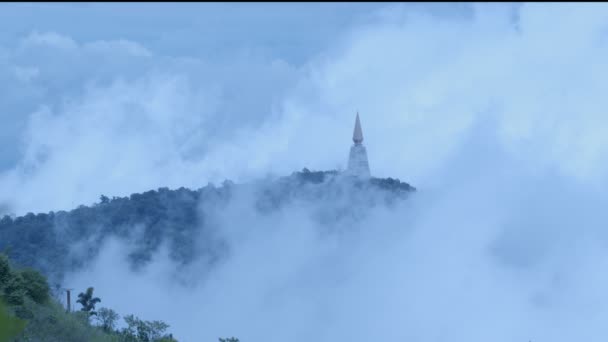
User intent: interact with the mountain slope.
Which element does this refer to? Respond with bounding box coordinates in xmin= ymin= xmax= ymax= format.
xmin=0 ymin=169 xmax=415 ymax=286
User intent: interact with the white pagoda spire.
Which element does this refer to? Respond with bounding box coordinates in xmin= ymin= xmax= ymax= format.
xmin=347 ymin=112 xmax=371 ymax=178
xmin=353 ymin=112 xmax=363 ymax=144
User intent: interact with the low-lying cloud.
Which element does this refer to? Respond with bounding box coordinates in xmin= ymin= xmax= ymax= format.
xmin=4 ymin=2 xmax=608 ymax=341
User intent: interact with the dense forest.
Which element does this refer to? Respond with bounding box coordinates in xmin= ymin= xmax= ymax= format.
xmin=0 ymin=169 xmax=415 ymax=287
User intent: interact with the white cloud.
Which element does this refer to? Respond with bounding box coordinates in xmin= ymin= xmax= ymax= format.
xmin=21 ymin=31 xmax=79 ymax=50
xmin=84 ymin=39 xmax=153 ymax=57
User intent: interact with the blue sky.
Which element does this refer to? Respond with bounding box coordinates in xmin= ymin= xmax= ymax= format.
xmin=0 ymin=3 xmax=474 ymax=59
xmin=0 ymin=3 xmax=386 ymax=63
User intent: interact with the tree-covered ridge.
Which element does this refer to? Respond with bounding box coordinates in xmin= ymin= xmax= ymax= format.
xmin=0 ymin=170 xmax=415 ymax=285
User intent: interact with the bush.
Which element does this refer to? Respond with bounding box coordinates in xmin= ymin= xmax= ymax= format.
xmin=14 ymin=299 xmax=115 ymax=342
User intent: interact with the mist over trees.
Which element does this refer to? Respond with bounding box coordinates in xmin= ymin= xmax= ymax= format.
xmin=0 ymin=170 xmax=415 ymax=286
xmin=0 ymin=169 xmax=414 ymax=341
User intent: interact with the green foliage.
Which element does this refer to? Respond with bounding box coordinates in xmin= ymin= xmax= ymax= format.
xmin=0 ymin=255 xmax=10 ymax=286
xmin=77 ymin=286 xmax=101 ymax=316
xmin=2 ymin=273 xmax=27 ymax=306
xmin=118 ymin=314 xmax=175 ymax=342
xmin=0 ymin=253 xmax=177 ymax=342
xmin=155 ymin=337 xmax=178 ymax=342
xmin=95 ymin=307 xmax=120 ymax=332
xmin=0 ymin=254 xmax=52 ymax=322
xmin=14 ymin=300 xmax=114 ymax=342
xmin=18 ymin=268 xmax=50 ymax=304
xmin=0 ymin=299 xmax=26 ymax=342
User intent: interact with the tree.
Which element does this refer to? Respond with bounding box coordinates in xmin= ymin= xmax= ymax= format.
xmin=95 ymin=307 xmax=120 ymax=332
xmin=19 ymin=268 xmax=50 ymax=304
xmin=0 ymin=254 xmax=10 ymax=286
xmin=120 ymin=314 xmax=174 ymax=342
xmin=100 ymin=195 xmax=110 ymax=204
xmin=3 ymin=273 xmax=27 ymax=306
xmin=76 ymin=287 xmax=101 ymax=317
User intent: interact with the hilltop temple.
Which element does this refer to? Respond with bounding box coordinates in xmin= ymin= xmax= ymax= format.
xmin=346 ymin=112 xmax=371 ymax=178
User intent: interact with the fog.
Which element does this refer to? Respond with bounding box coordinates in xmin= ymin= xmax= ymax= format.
xmin=3 ymin=2 xmax=608 ymax=341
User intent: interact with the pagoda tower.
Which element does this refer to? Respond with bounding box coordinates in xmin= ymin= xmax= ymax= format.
xmin=347 ymin=112 xmax=371 ymax=178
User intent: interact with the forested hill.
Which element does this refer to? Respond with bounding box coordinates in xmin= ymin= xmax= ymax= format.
xmin=0 ymin=169 xmax=415 ymax=287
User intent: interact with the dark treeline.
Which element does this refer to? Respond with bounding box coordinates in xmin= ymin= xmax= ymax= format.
xmin=0 ymin=169 xmax=415 ymax=287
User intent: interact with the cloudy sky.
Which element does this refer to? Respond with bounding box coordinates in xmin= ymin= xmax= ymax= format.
xmin=4 ymin=3 xmax=608 ymax=341
xmin=0 ymin=2 xmax=483 ymax=214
